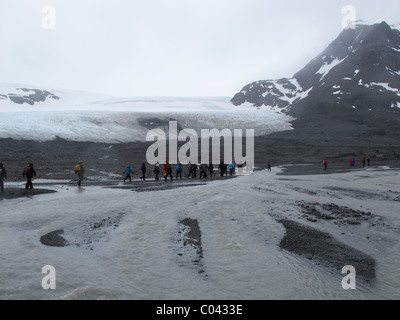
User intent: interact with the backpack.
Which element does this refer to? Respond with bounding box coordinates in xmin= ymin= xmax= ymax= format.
xmin=24 ymin=166 xmax=32 ymax=176
xmin=176 ymin=164 xmax=181 ymax=171
xmin=75 ymin=164 xmax=81 ymax=172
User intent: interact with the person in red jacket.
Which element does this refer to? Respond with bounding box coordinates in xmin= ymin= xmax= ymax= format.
xmin=323 ymin=158 xmax=328 ymax=171
xmin=187 ymin=162 xmax=194 ymax=178
xmin=163 ymin=160 xmax=173 ymax=181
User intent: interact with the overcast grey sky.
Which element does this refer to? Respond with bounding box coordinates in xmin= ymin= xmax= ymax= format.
xmin=1 ymin=0 xmax=399 ymax=97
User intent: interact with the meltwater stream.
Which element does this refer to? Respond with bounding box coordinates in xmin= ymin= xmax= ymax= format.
xmin=0 ymin=168 xmax=399 ymax=299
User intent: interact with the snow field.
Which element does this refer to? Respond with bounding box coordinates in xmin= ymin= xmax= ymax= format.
xmin=1 ymin=167 xmax=399 ymax=299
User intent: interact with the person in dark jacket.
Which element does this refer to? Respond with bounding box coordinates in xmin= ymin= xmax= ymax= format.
xmin=219 ymin=161 xmax=225 ymax=177
xmin=140 ymin=163 xmax=147 ymax=181
xmin=193 ymin=163 xmax=198 ymax=178
xmin=23 ymin=163 xmax=36 ymax=190
xmin=0 ymin=163 xmax=7 ymax=192
xmin=208 ymin=162 xmax=214 ymax=177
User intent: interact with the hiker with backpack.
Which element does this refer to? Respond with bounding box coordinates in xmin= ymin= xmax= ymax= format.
xmin=123 ymin=165 xmax=134 ymax=182
xmin=0 ymin=163 xmax=7 ymax=192
xmin=23 ymin=163 xmax=36 ymax=190
xmin=163 ymin=160 xmax=173 ymax=181
xmin=75 ymin=162 xmax=85 ymax=187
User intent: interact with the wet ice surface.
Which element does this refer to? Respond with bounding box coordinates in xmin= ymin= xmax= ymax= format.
xmin=0 ymin=167 xmax=399 ymax=300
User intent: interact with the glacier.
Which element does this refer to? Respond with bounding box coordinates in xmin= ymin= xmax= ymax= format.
xmin=0 ymin=85 xmax=294 ymax=143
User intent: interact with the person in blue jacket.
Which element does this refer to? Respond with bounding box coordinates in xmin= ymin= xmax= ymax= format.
xmin=123 ymin=165 xmax=133 ymax=182
xmin=176 ymin=162 xmax=183 ymax=179
xmin=228 ymin=161 xmax=235 ymax=176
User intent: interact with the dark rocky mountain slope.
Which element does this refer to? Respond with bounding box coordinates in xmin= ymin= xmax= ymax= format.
xmin=232 ymin=22 xmax=400 ymax=126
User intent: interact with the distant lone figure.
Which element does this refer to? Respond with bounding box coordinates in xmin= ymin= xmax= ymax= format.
xmin=323 ymin=158 xmax=328 ymax=171
xmin=267 ymin=162 xmax=272 ymax=171
xmin=23 ymin=163 xmax=36 ymax=190
xmin=75 ymin=162 xmax=85 ymax=187
xmin=0 ymin=163 xmax=7 ymax=192
xmin=367 ymin=158 xmax=370 ymax=167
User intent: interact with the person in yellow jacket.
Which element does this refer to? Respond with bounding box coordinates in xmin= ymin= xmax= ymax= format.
xmin=75 ymin=161 xmax=85 ymax=187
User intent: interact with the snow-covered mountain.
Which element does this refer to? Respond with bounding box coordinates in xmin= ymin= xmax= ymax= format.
xmin=0 ymin=83 xmax=114 ymax=109
xmin=232 ymin=21 xmax=400 ymax=117
xmin=0 ymin=86 xmax=59 ymax=105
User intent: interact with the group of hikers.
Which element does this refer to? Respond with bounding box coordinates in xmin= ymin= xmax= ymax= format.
xmin=349 ymin=157 xmax=370 ymax=167
xmin=322 ymin=156 xmax=371 ymax=171
xmin=0 ymin=155 xmax=376 ymax=192
xmin=122 ymin=160 xmax=239 ymax=182
xmin=0 ymin=159 xmax=238 ymax=192
xmin=0 ymin=162 xmax=37 ymax=192
xmin=0 ymin=162 xmax=85 ymax=192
